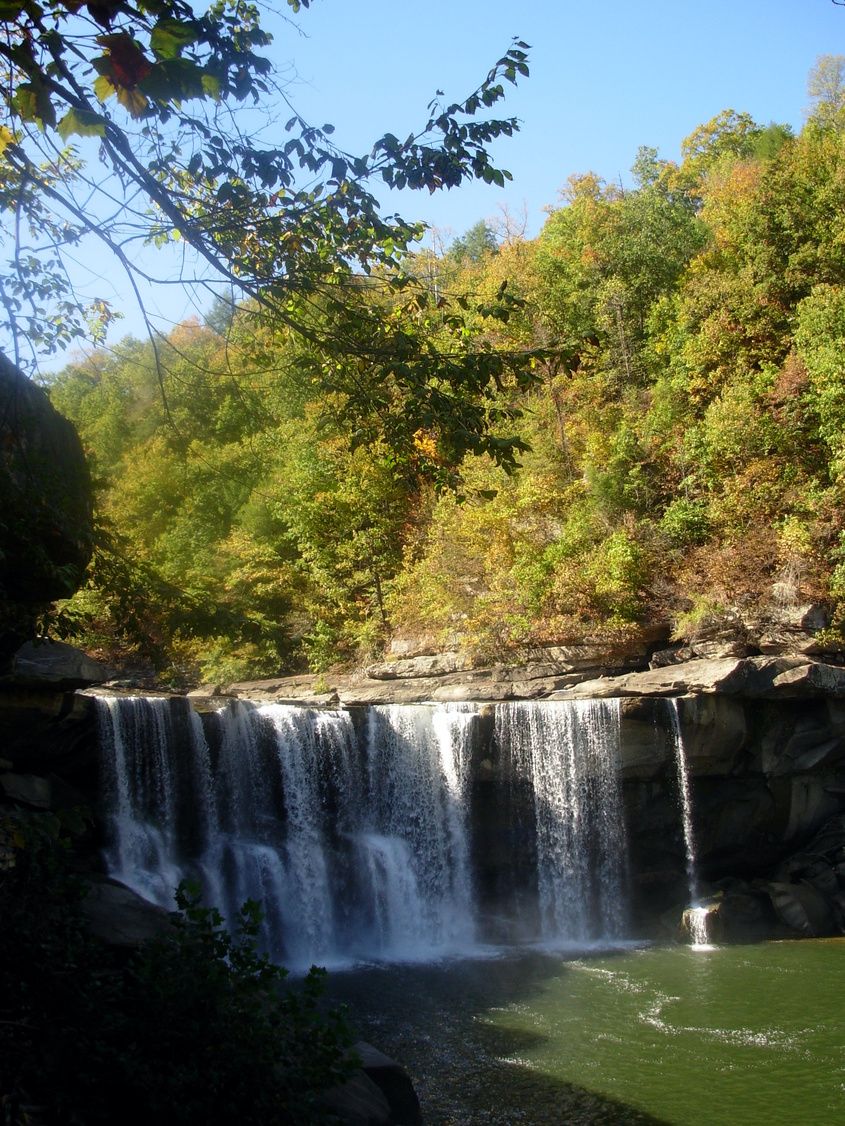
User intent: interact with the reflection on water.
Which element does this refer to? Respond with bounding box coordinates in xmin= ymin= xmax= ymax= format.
xmin=327 ymin=939 xmax=845 ymax=1126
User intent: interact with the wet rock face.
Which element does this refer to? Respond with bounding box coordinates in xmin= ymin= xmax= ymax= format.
xmin=0 ymin=353 xmax=93 ymax=662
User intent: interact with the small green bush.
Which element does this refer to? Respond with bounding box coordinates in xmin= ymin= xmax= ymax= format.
xmin=660 ymin=496 xmax=711 ymax=546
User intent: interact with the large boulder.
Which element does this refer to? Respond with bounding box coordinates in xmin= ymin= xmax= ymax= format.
xmin=0 ymin=353 xmax=93 ymax=663
xmin=767 ymin=881 xmax=835 ymax=937
xmin=352 ymin=1041 xmax=422 ymax=1126
xmin=8 ymin=639 xmax=106 ymax=690
xmin=317 ymin=1042 xmax=421 ymax=1126
xmin=82 ymin=879 xmax=172 ymax=947
xmin=749 ymin=603 xmax=831 ymax=656
xmin=318 ymin=1071 xmax=392 ymax=1126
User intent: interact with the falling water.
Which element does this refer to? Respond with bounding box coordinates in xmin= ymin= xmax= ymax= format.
xmin=97 ymin=694 xmax=634 ymax=964
xmin=96 ymin=696 xmax=481 ymax=967
xmin=666 ymin=698 xmax=698 ymax=904
xmin=362 ymin=704 xmax=477 ymax=954
xmin=494 ymin=699 xmax=629 ymax=943
xmin=666 ymin=698 xmax=713 ymax=947
xmin=97 ymin=694 xmax=213 ymax=907
xmin=205 ymin=701 xmax=363 ymax=966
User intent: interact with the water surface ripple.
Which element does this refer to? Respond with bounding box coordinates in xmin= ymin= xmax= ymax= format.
xmin=328 ymin=939 xmax=845 ymax=1126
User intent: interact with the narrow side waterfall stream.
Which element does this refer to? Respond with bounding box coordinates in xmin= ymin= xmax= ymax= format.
xmin=665 ymin=698 xmax=713 ymax=946
xmin=666 ymin=698 xmax=697 ymax=903
xmin=95 ymin=695 xmax=628 ymax=966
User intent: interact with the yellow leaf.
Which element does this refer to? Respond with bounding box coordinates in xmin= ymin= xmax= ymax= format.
xmin=0 ymin=125 xmax=12 ymax=155
xmin=93 ymin=75 xmax=115 ymax=103
xmin=116 ymin=85 xmax=148 ymax=117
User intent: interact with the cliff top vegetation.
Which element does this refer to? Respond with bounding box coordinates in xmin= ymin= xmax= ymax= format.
xmin=40 ymin=53 xmax=845 ymax=684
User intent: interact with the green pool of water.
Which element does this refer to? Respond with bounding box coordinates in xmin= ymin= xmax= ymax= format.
xmin=328 ymin=939 xmax=845 ymax=1125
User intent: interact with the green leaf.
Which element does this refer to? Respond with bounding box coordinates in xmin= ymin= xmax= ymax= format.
xmin=141 ymin=58 xmax=207 ymax=105
xmin=57 ymin=107 xmax=106 ymax=141
xmin=201 ymin=72 xmax=221 ymax=101
xmin=150 ymin=19 xmax=198 ymax=60
xmin=14 ymin=81 xmax=56 ymax=129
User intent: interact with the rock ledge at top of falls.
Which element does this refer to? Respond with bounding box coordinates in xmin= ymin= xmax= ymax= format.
xmin=217 ymin=634 xmax=659 ymax=704
xmin=223 ymin=664 xmax=611 ymax=707
xmin=554 ymin=656 xmax=845 ymax=700
xmin=218 ymin=654 xmax=845 ymax=706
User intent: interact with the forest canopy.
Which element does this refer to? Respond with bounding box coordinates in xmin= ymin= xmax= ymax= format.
xmin=44 ymin=54 xmax=845 ymax=685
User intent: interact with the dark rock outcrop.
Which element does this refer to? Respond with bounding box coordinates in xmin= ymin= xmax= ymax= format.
xmin=318 ymin=1070 xmax=392 ymax=1126
xmin=0 ymin=769 xmax=86 ymax=810
xmin=353 ymin=1041 xmax=422 ymax=1126
xmin=7 ymin=639 xmax=107 ymax=690
xmin=0 ymin=352 xmax=93 ymax=663
xmin=318 ymin=1041 xmax=421 ymax=1126
xmin=0 ymin=687 xmax=98 ymax=777
xmin=82 ymin=878 xmax=172 ymax=947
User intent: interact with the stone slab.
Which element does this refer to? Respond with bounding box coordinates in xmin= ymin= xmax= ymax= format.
xmin=8 ymin=640 xmax=106 ymax=689
xmin=82 ymin=880 xmax=172 ymax=947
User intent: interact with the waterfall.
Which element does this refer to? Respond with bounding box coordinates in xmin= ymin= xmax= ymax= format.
xmin=361 ymin=704 xmax=476 ymax=954
xmin=96 ymin=697 xmax=480 ymax=966
xmin=494 ymin=699 xmax=629 ymax=944
xmin=96 ymin=694 xmax=632 ymax=964
xmin=205 ymin=701 xmax=362 ymax=966
xmin=96 ymin=694 xmax=214 ymax=908
xmin=666 ymin=699 xmax=713 ymax=947
xmin=666 ymin=698 xmax=698 ymax=904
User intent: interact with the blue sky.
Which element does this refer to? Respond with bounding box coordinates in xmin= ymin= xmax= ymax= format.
xmin=286 ymin=0 xmax=844 ymax=237
xmin=53 ymin=0 xmax=845 ymax=357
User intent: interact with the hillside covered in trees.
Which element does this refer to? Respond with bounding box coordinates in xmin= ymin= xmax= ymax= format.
xmin=47 ymin=57 xmax=845 ymax=686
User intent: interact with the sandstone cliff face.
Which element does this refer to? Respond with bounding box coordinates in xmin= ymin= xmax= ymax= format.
xmin=0 ymin=353 xmax=93 ymax=663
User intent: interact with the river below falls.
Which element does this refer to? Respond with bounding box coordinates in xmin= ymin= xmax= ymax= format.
xmin=325 ymin=938 xmax=845 ymax=1126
